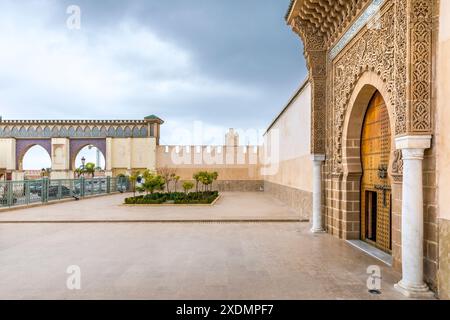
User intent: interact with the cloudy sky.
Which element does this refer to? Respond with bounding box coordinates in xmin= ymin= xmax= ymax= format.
xmin=1 ymin=0 xmax=306 ymax=156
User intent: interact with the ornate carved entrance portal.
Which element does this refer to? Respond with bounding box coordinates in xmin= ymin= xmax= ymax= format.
xmin=360 ymin=91 xmax=392 ymax=253
xmin=286 ymin=0 xmax=438 ymax=297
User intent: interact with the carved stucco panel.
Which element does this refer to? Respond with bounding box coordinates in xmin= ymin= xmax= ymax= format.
xmin=331 ymin=2 xmax=404 ymax=173
xmin=408 ymin=0 xmax=433 ymax=133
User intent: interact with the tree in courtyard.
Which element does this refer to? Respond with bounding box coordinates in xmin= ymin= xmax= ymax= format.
xmin=173 ymin=175 xmax=180 ymax=192
xmin=192 ymin=171 xmax=219 ymax=192
xmin=193 ymin=172 xmax=200 ymax=192
xmin=140 ymin=170 xmax=165 ymax=194
xmin=129 ymin=170 xmax=141 ymax=197
xmin=211 ymin=171 xmax=218 ymax=191
xmin=182 ymin=181 xmax=194 ymax=194
xmin=157 ymin=166 xmax=176 ymax=193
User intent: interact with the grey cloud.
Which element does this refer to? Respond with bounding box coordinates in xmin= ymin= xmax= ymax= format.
xmin=0 ymin=0 xmax=307 ymax=141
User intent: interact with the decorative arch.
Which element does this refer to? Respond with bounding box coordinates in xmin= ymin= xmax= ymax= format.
xmin=35 ymin=126 xmax=43 ymax=137
xmin=337 ymin=71 xmax=398 ymax=240
xmin=15 ymin=139 xmax=52 ymax=170
xmin=116 ymin=126 xmax=124 ymax=137
xmin=43 ymin=126 xmax=51 ymax=137
xmin=51 ymin=126 xmax=59 ymax=137
xmin=124 ymin=126 xmax=132 ymax=137
xmin=75 ymin=127 xmax=84 ymax=138
xmin=100 ymin=126 xmax=108 ymax=137
xmin=92 ymin=126 xmax=100 ymax=137
xmin=342 ymin=71 xmax=396 ymax=176
xmin=18 ymin=126 xmax=27 ymax=137
xmin=84 ymin=126 xmax=92 ymax=137
xmin=108 ymin=126 xmax=116 ymax=137
xmin=69 ymin=138 xmax=106 ymax=170
xmin=140 ymin=126 xmax=148 ymax=137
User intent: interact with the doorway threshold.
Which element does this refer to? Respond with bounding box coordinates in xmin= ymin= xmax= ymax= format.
xmin=346 ymin=240 xmax=393 ymax=266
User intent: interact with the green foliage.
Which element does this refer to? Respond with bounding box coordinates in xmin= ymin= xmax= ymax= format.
xmin=75 ymin=162 xmax=96 ymax=178
xmin=74 ymin=167 xmax=84 ymax=178
xmin=84 ymin=162 xmax=96 ymax=177
xmin=157 ymin=167 xmax=180 ymax=192
xmin=139 ymin=170 xmax=165 ymax=194
xmin=124 ymin=191 xmax=219 ymax=205
xmin=182 ymin=181 xmax=194 ymax=194
xmin=192 ymin=171 xmax=219 ymax=191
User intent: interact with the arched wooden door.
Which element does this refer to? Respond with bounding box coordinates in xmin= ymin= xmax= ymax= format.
xmin=360 ymin=91 xmax=392 ymax=253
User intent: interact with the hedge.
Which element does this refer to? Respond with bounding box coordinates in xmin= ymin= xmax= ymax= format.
xmin=124 ymin=191 xmax=219 ymax=205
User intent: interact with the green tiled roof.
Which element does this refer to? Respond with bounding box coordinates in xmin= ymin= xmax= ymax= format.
xmin=144 ymin=115 xmax=164 ymax=123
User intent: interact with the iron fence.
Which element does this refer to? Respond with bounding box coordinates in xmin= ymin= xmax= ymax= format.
xmin=0 ymin=177 xmax=129 ymax=208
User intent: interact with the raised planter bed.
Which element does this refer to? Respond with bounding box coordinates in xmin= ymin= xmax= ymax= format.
xmin=123 ymin=191 xmax=220 ymax=206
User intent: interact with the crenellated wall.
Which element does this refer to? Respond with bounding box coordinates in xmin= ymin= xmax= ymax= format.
xmin=155 ymin=144 xmax=263 ymax=191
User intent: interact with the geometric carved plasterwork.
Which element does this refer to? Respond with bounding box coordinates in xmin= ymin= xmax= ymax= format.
xmin=408 ymin=0 xmax=433 ymax=133
xmin=287 ymin=0 xmax=370 ymax=49
xmin=391 ymin=149 xmax=404 ymax=182
xmin=291 ymin=17 xmax=327 ymax=154
xmin=332 ymin=1 xmax=401 ymax=172
xmin=330 ymin=0 xmax=386 ymax=59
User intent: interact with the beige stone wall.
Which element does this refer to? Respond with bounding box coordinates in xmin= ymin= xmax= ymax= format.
xmin=438 ymin=219 xmax=450 ymax=299
xmin=0 ymin=138 xmax=16 ymax=170
xmin=437 ymin=0 xmax=450 ymax=221
xmin=436 ymin=0 xmax=450 ymax=299
xmin=109 ymin=137 xmax=156 ymax=172
xmin=262 ymin=81 xmax=313 ymax=216
xmin=263 ymin=81 xmax=312 ymax=192
xmin=264 ymin=181 xmax=311 ymax=220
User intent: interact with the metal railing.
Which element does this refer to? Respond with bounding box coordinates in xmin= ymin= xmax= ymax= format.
xmin=0 ymin=177 xmax=129 ymax=208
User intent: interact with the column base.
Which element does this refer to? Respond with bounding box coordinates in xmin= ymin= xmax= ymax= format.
xmin=394 ymin=281 xmax=435 ymax=298
xmin=310 ymin=227 xmax=326 ymax=234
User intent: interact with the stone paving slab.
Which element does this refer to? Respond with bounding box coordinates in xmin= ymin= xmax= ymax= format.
xmin=0 ymin=222 xmax=414 ymax=299
xmin=0 ymin=192 xmax=301 ymax=222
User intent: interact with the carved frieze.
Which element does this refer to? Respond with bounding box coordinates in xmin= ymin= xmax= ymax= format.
xmin=408 ymin=0 xmax=433 ymax=133
xmin=332 ymin=1 xmax=399 ymax=172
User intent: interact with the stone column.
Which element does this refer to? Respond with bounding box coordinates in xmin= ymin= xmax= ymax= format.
xmin=50 ymin=138 xmax=71 ymax=180
xmin=394 ymin=135 xmax=434 ymax=298
xmin=311 ymin=154 xmax=325 ymax=233
xmin=105 ymin=138 xmax=113 ymax=177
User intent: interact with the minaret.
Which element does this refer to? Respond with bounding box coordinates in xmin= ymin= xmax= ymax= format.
xmin=225 ymin=128 xmax=239 ymax=146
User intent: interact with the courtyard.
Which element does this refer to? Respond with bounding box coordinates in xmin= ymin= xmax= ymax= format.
xmin=0 ymin=192 xmax=409 ymax=299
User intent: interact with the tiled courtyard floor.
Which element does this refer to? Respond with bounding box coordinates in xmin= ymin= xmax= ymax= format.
xmin=0 ymin=193 xmax=413 ymax=299
xmin=0 ymin=192 xmax=299 ymax=222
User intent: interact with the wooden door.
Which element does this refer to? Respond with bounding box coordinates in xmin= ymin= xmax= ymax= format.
xmin=360 ymin=91 xmax=392 ymax=253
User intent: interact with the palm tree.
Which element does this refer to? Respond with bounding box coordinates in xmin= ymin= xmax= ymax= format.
xmin=84 ymin=162 xmax=96 ymax=178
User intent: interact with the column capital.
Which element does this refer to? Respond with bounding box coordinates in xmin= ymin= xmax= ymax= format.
xmin=395 ymin=135 xmax=432 ymax=150
xmin=311 ymin=154 xmax=326 ymax=162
